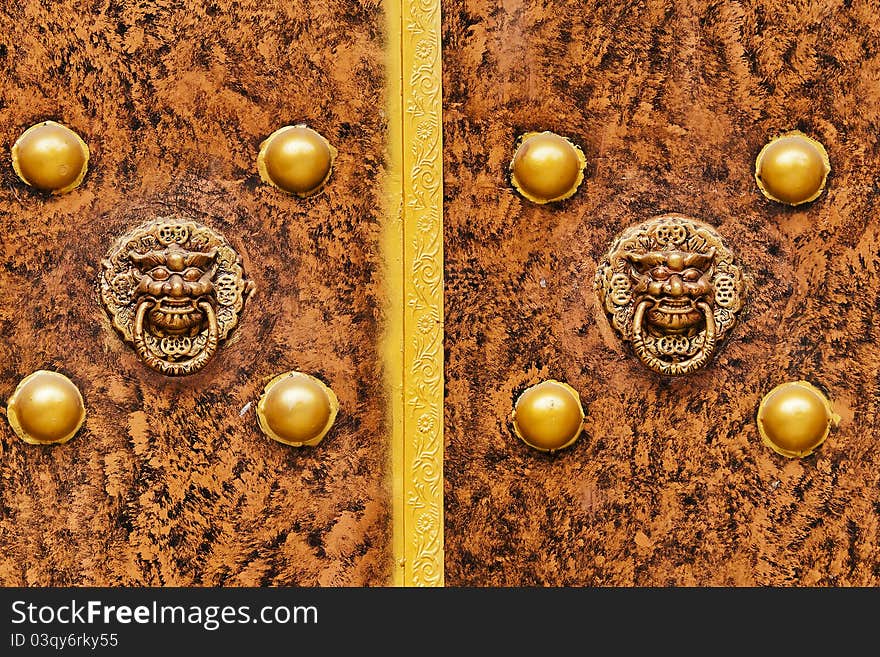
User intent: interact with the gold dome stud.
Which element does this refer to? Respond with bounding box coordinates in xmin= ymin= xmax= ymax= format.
xmin=11 ymin=120 xmax=90 ymax=194
xmin=509 ymin=131 xmax=586 ymax=204
xmin=511 ymin=379 xmax=585 ymax=452
xmin=757 ymin=381 xmax=840 ymax=458
xmin=755 ymin=130 xmax=830 ymax=206
xmin=257 ymin=371 xmax=339 ymax=446
xmin=6 ymin=370 xmax=86 ymax=445
xmin=257 ymin=124 xmax=337 ymax=197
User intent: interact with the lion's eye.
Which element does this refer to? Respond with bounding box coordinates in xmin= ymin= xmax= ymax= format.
xmin=650 ymin=267 xmax=671 ymax=281
xmin=149 ymin=267 xmax=170 ymax=281
xmin=183 ymin=268 xmax=203 ymax=282
xmin=682 ymin=268 xmax=703 ymax=282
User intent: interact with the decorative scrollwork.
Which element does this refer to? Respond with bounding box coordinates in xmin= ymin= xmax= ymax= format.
xmin=100 ymin=217 xmax=254 ymax=376
xmin=595 ymin=213 xmax=744 ymax=376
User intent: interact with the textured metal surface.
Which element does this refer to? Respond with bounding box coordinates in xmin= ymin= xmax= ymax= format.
xmin=443 ymin=0 xmax=880 ymax=586
xmin=0 ymin=0 xmax=391 ymax=586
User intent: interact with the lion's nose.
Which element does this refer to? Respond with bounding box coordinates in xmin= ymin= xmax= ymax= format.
xmin=663 ymin=275 xmax=684 ymax=297
xmin=162 ymin=274 xmax=186 ymax=297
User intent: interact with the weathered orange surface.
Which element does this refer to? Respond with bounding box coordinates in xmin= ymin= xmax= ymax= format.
xmin=443 ymin=0 xmax=880 ymax=586
xmin=0 ymin=0 xmax=391 ymax=586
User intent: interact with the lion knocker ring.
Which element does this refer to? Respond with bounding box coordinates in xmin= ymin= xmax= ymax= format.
xmin=100 ymin=218 xmax=253 ymax=376
xmin=595 ymin=214 xmax=744 ymax=376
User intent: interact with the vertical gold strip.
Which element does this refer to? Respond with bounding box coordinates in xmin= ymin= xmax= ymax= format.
xmin=401 ymin=0 xmax=444 ymax=586
xmin=402 ymin=0 xmax=444 ymax=587
xmin=385 ymin=0 xmax=407 ymax=587
xmin=386 ymin=0 xmax=444 ymax=586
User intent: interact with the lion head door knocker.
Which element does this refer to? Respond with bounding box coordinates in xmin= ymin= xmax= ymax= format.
xmin=100 ymin=218 xmax=254 ymax=376
xmin=595 ymin=214 xmax=744 ymax=376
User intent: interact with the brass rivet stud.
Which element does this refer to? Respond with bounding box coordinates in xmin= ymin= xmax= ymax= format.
xmin=11 ymin=121 xmax=90 ymax=194
xmin=509 ymin=131 xmax=586 ymax=204
xmin=511 ymin=379 xmax=584 ymax=452
xmin=757 ymin=381 xmax=839 ymax=458
xmin=257 ymin=125 xmax=336 ymax=197
xmin=257 ymin=371 xmax=339 ymax=446
xmin=755 ymin=130 xmax=830 ymax=206
xmin=6 ymin=370 xmax=86 ymax=445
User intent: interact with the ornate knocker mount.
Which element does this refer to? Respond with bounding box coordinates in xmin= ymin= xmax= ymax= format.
xmin=595 ymin=214 xmax=744 ymax=376
xmin=100 ymin=218 xmax=254 ymax=376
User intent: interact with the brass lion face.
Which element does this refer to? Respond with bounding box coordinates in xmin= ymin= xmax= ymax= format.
xmin=595 ymin=214 xmax=744 ymax=376
xmin=100 ymin=218 xmax=253 ymax=376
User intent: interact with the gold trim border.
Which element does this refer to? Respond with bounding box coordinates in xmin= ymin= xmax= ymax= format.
xmin=386 ymin=0 xmax=444 ymax=586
